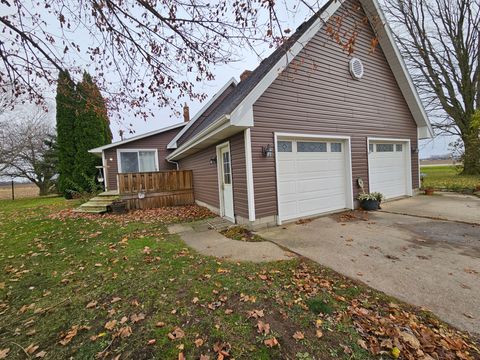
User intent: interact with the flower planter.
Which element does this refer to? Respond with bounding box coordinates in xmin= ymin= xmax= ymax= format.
xmin=424 ymin=188 xmax=434 ymax=196
xmin=110 ymin=201 xmax=127 ymax=214
xmin=360 ymin=199 xmax=379 ymax=211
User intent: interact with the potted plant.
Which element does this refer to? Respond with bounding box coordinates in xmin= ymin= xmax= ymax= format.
xmin=357 ymin=192 xmax=383 ymax=211
xmin=370 ymin=192 xmax=385 ymax=209
xmin=424 ymin=187 xmax=434 ymax=195
xmin=110 ymin=200 xmax=127 ymax=214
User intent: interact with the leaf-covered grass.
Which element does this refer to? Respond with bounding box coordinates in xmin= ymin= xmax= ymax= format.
xmin=0 ymin=198 xmax=478 ymax=359
xmin=421 ymin=165 xmax=480 ymax=192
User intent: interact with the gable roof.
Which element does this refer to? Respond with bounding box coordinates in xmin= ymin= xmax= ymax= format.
xmin=88 ymin=122 xmax=186 ymax=154
xmin=167 ymin=77 xmax=238 ymax=149
xmin=165 ymin=0 xmax=432 ymax=160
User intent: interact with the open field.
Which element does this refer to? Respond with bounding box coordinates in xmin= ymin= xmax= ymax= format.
xmin=1 ymin=197 xmax=478 ymax=359
xmin=0 ymin=183 xmax=39 ymax=200
xmin=420 ymin=165 xmax=480 ymax=192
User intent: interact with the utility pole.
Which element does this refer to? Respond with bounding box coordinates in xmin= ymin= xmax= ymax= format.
xmin=11 ymin=177 xmax=15 ymax=200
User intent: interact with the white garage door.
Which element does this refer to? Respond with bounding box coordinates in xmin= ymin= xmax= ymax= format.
xmin=277 ymin=138 xmax=350 ymax=221
xmin=368 ymin=141 xmax=409 ymax=199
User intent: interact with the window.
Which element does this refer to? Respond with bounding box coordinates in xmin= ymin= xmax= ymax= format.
xmin=277 ymin=141 xmax=292 ymax=152
xmin=119 ymin=150 xmax=157 ymax=173
xmin=396 ymin=144 xmax=403 ymax=152
xmin=222 ymin=151 xmax=231 ymax=184
xmin=369 ymin=143 xmax=374 ymax=153
xmin=376 ymin=143 xmax=394 ymax=152
xmin=297 ymin=141 xmax=327 ymax=152
xmin=330 ymin=142 xmax=342 ymax=152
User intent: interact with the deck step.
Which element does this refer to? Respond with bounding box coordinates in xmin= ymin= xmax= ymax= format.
xmin=74 ymin=192 xmax=120 ymax=214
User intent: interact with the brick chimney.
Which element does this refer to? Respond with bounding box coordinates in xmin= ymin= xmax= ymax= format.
xmin=183 ymin=102 xmax=190 ymax=122
xmin=240 ymin=70 xmax=253 ymax=82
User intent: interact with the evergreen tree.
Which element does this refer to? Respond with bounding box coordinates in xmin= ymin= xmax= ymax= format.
xmin=73 ymin=72 xmax=111 ymax=190
xmin=55 ymin=70 xmax=77 ymax=196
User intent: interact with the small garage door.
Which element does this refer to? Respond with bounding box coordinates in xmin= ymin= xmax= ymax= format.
xmin=368 ymin=141 xmax=410 ymax=199
xmin=277 ymin=138 xmax=350 ymax=221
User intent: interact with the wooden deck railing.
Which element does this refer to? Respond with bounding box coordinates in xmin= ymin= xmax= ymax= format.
xmin=117 ymin=170 xmax=194 ymax=209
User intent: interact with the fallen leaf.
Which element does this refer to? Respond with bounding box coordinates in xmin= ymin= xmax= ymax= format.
xmin=105 ymin=320 xmax=117 ymax=331
xmin=130 ymin=313 xmax=145 ymax=323
xmin=120 ymin=316 xmax=128 ymax=324
xmin=86 ymin=300 xmax=97 ymax=309
xmin=257 ymin=320 xmax=270 ymax=335
xmin=199 ymin=355 xmax=210 ymax=360
xmin=117 ymin=326 xmax=132 ymax=339
xmin=195 ymin=338 xmax=204 ymax=347
xmin=224 ymin=309 xmax=233 ymax=315
xmin=35 ymin=351 xmax=47 ymax=358
xmin=0 ymin=349 xmax=10 ymax=359
xmin=168 ymin=327 xmax=185 ymax=340
xmin=155 ymin=322 xmax=165 ymax=328
xmin=25 ymin=344 xmax=39 ymax=354
xmin=399 ymin=331 xmax=420 ymax=350
xmin=316 ymin=329 xmax=323 ymax=338
xmin=178 ymin=352 xmax=185 ymax=360
xmin=111 ymin=297 xmax=121 ymax=304
xmin=246 ymin=309 xmax=264 ymax=319
xmin=147 ymin=339 xmax=156 ymax=345
xmin=264 ymin=337 xmax=279 ymax=347
xmin=292 ymin=331 xmax=304 ymax=340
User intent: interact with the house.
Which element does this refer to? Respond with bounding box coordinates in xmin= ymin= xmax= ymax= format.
xmin=90 ymin=0 xmax=432 ymax=228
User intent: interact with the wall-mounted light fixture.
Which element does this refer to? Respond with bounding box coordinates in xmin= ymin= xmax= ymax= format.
xmin=262 ymin=144 xmax=273 ymax=158
xmin=411 ymin=146 xmax=419 ymax=154
xmin=209 ymin=156 xmax=217 ymax=165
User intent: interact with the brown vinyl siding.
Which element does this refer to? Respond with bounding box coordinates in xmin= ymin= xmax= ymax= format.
xmin=178 ymin=131 xmax=248 ymax=219
xmin=103 ymin=127 xmax=181 ymax=191
xmin=177 ymin=84 xmax=236 ymax=146
xmin=178 ymin=145 xmax=220 ymax=209
xmin=251 ymin=0 xmax=419 ymax=218
xmin=229 ymin=132 xmax=248 ymax=219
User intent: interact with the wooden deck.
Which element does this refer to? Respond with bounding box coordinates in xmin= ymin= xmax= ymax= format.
xmin=117 ymin=170 xmax=194 ymax=210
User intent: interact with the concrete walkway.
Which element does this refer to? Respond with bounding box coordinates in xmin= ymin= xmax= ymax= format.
xmin=168 ymin=220 xmax=296 ymax=263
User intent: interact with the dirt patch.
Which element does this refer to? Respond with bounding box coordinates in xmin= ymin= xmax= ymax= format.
xmin=220 ymin=226 xmax=265 ymax=242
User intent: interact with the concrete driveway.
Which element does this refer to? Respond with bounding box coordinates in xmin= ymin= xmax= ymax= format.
xmin=257 ymin=194 xmax=480 ymax=335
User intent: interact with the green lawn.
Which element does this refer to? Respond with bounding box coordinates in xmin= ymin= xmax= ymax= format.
xmin=421 ymin=165 xmax=480 ymax=191
xmin=0 ymin=198 xmax=478 ymax=359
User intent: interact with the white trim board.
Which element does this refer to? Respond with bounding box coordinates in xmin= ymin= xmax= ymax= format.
xmin=366 ymin=137 xmax=413 ymax=197
xmin=89 ymin=122 xmax=186 ymax=154
xmin=167 ymin=78 xmax=238 ymax=149
xmin=244 ymin=128 xmax=256 ymax=221
xmin=274 ymin=132 xmax=354 ymax=226
xmin=116 ymin=148 xmax=159 ymax=173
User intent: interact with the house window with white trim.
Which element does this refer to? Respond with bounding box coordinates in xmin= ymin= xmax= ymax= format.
xmin=119 ymin=150 xmax=157 ymax=173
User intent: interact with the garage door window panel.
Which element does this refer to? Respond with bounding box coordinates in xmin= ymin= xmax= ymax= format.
xmin=277 ymin=141 xmax=292 ymax=152
xmin=376 ymin=144 xmax=394 ymax=152
xmin=297 ymin=142 xmax=327 ymax=152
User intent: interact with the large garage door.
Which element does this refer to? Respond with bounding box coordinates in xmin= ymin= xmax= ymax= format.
xmin=277 ymin=138 xmax=349 ymax=221
xmin=368 ymin=141 xmax=409 ymax=199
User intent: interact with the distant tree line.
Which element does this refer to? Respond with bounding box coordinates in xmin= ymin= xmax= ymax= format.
xmin=56 ymin=71 xmax=112 ymax=197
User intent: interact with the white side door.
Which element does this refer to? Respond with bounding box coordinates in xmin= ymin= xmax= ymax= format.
xmin=219 ymin=145 xmax=235 ymax=221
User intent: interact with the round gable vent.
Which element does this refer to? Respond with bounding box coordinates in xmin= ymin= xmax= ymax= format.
xmin=349 ymin=57 xmax=364 ymax=80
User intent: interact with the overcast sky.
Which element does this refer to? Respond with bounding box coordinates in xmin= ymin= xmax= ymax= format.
xmin=1 ymin=0 xmax=456 ymax=159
